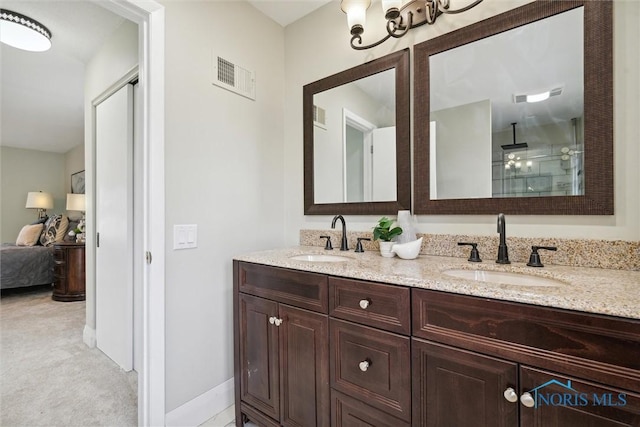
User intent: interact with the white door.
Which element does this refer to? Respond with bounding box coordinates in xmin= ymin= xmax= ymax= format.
xmin=95 ymin=84 xmax=134 ymax=371
xmin=133 ymin=82 xmax=142 ymax=372
xmin=371 ymin=126 xmax=396 ymax=201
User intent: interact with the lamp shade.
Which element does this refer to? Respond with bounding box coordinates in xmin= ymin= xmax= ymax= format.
xmin=341 ymin=0 xmax=371 ymax=33
xmin=66 ymin=193 xmax=85 ymax=211
xmin=0 ymin=9 xmax=52 ymax=52
xmin=25 ymin=192 xmax=53 ymax=209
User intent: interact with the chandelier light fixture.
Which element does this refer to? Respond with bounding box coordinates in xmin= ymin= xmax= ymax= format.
xmin=341 ymin=0 xmax=483 ymax=50
xmin=0 ymin=9 xmax=52 ymax=52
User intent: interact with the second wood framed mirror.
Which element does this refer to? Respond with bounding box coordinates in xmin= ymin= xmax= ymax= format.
xmin=413 ymin=0 xmax=613 ymax=215
xmin=303 ymin=49 xmax=411 ymax=215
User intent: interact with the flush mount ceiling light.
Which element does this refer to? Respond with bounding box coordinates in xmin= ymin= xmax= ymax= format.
xmin=341 ymin=0 xmax=483 ymax=50
xmin=513 ymin=87 xmax=563 ymax=104
xmin=0 ymin=9 xmax=52 ymax=52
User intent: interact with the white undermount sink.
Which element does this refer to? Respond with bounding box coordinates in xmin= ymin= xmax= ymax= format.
xmin=443 ymin=269 xmax=565 ymax=287
xmin=289 ymin=254 xmax=350 ymax=263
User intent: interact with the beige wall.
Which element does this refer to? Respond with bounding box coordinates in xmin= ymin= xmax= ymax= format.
xmin=161 ymin=0 xmax=286 ymax=411
xmin=283 ymin=0 xmax=640 ymax=242
xmin=0 ymin=147 xmax=66 ymax=242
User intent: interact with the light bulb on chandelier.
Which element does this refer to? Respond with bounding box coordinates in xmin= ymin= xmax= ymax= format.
xmin=340 ymin=0 xmax=483 ymax=50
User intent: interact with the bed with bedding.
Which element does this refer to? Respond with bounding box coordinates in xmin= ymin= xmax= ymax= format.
xmin=0 ymin=243 xmax=55 ymax=289
xmin=0 ymin=214 xmax=70 ymax=290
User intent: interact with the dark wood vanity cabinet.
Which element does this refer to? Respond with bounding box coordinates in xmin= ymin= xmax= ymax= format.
xmin=412 ymin=288 xmax=640 ymax=427
xmin=412 ymin=339 xmax=518 ymax=427
xmin=235 ymin=262 xmax=330 ymax=427
xmin=234 ymin=261 xmax=640 ymax=427
xmin=519 ymin=367 xmax=640 ymax=427
xmin=328 ymin=277 xmax=412 ymax=425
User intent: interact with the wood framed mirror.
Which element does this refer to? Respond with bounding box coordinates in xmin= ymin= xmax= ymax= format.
xmin=413 ymin=1 xmax=613 ymax=215
xmin=303 ymin=49 xmax=411 ymax=215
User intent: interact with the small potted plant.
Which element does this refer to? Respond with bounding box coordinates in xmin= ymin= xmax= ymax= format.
xmin=373 ymin=217 xmax=403 ymax=258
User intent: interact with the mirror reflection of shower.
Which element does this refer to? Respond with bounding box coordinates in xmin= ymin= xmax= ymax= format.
xmin=493 ymin=118 xmax=584 ymax=198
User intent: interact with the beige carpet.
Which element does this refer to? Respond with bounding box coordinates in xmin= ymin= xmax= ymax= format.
xmin=1 ymin=286 xmax=137 ymax=426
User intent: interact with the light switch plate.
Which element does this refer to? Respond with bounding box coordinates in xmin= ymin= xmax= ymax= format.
xmin=173 ymin=224 xmax=198 ymax=249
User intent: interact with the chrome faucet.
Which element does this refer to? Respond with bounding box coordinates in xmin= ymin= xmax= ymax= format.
xmin=496 ymin=213 xmax=510 ymax=264
xmin=331 ymin=215 xmax=349 ymax=251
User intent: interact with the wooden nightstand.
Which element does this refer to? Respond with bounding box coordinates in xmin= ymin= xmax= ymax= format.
xmin=53 ymin=242 xmax=86 ymax=302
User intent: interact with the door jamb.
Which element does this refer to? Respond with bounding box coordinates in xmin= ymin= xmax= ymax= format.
xmin=90 ymin=1 xmax=165 ymax=425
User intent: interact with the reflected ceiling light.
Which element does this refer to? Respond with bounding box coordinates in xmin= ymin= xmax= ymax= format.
xmin=526 ymin=91 xmax=550 ymax=103
xmin=0 ymin=9 xmax=52 ymax=52
xmin=514 ymin=87 xmax=563 ymax=104
xmin=341 ymin=0 xmax=483 ymax=50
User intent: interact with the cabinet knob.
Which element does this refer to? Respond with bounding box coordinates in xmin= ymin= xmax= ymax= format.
xmin=274 ymin=318 xmax=283 ymax=326
xmin=520 ymin=392 xmax=535 ymax=408
xmin=358 ymin=360 xmax=370 ymax=372
xmin=269 ymin=316 xmax=276 ymax=325
xmin=503 ymin=387 xmax=518 ymax=403
xmin=359 ymin=299 xmax=370 ymax=309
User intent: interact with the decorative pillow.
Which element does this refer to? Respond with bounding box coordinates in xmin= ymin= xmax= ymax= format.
xmin=16 ymin=224 xmax=44 ymax=246
xmin=39 ymin=214 xmax=69 ymax=247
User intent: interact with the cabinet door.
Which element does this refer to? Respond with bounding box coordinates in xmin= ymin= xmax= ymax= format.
xmin=412 ymin=339 xmax=518 ymax=427
xmin=279 ymin=304 xmax=329 ymax=427
xmin=239 ymin=294 xmax=280 ymax=421
xmin=520 ymin=367 xmax=640 ymax=427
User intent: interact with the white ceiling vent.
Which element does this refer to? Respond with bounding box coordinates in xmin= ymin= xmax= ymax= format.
xmin=212 ymin=53 xmax=255 ymax=100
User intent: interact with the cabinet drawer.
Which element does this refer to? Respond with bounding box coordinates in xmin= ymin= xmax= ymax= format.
xmin=329 ymin=277 xmax=410 ymax=334
xmin=238 ymin=262 xmax=328 ymax=313
xmin=412 ymin=288 xmax=640 ymax=393
xmin=331 ymin=389 xmax=410 ymax=427
xmin=330 ymin=318 xmax=411 ymax=421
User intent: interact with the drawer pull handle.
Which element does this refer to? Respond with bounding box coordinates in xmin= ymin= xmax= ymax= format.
xmin=520 ymin=392 xmax=535 ymax=408
xmin=359 ymin=299 xmax=370 ymax=309
xmin=274 ymin=318 xmax=283 ymax=326
xmin=503 ymin=387 xmax=518 ymax=403
xmin=268 ymin=316 xmax=276 ymax=325
xmin=358 ymin=360 xmax=370 ymax=372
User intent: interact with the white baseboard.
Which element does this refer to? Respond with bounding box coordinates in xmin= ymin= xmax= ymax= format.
xmin=165 ymin=378 xmax=234 ymax=427
xmin=83 ymin=324 xmax=96 ymax=348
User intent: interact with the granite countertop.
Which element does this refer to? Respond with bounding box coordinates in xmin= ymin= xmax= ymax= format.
xmin=234 ymin=246 xmax=640 ymax=320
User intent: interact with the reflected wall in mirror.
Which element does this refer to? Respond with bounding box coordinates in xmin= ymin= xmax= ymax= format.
xmin=314 ymin=69 xmax=396 ymax=204
xmin=304 ymin=49 xmax=410 ymax=215
xmin=414 ymin=0 xmax=613 ymax=215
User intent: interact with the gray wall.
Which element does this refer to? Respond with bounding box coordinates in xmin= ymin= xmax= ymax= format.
xmin=161 ymin=0 xmax=286 ymax=411
xmin=0 ymin=147 xmax=66 ymax=242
